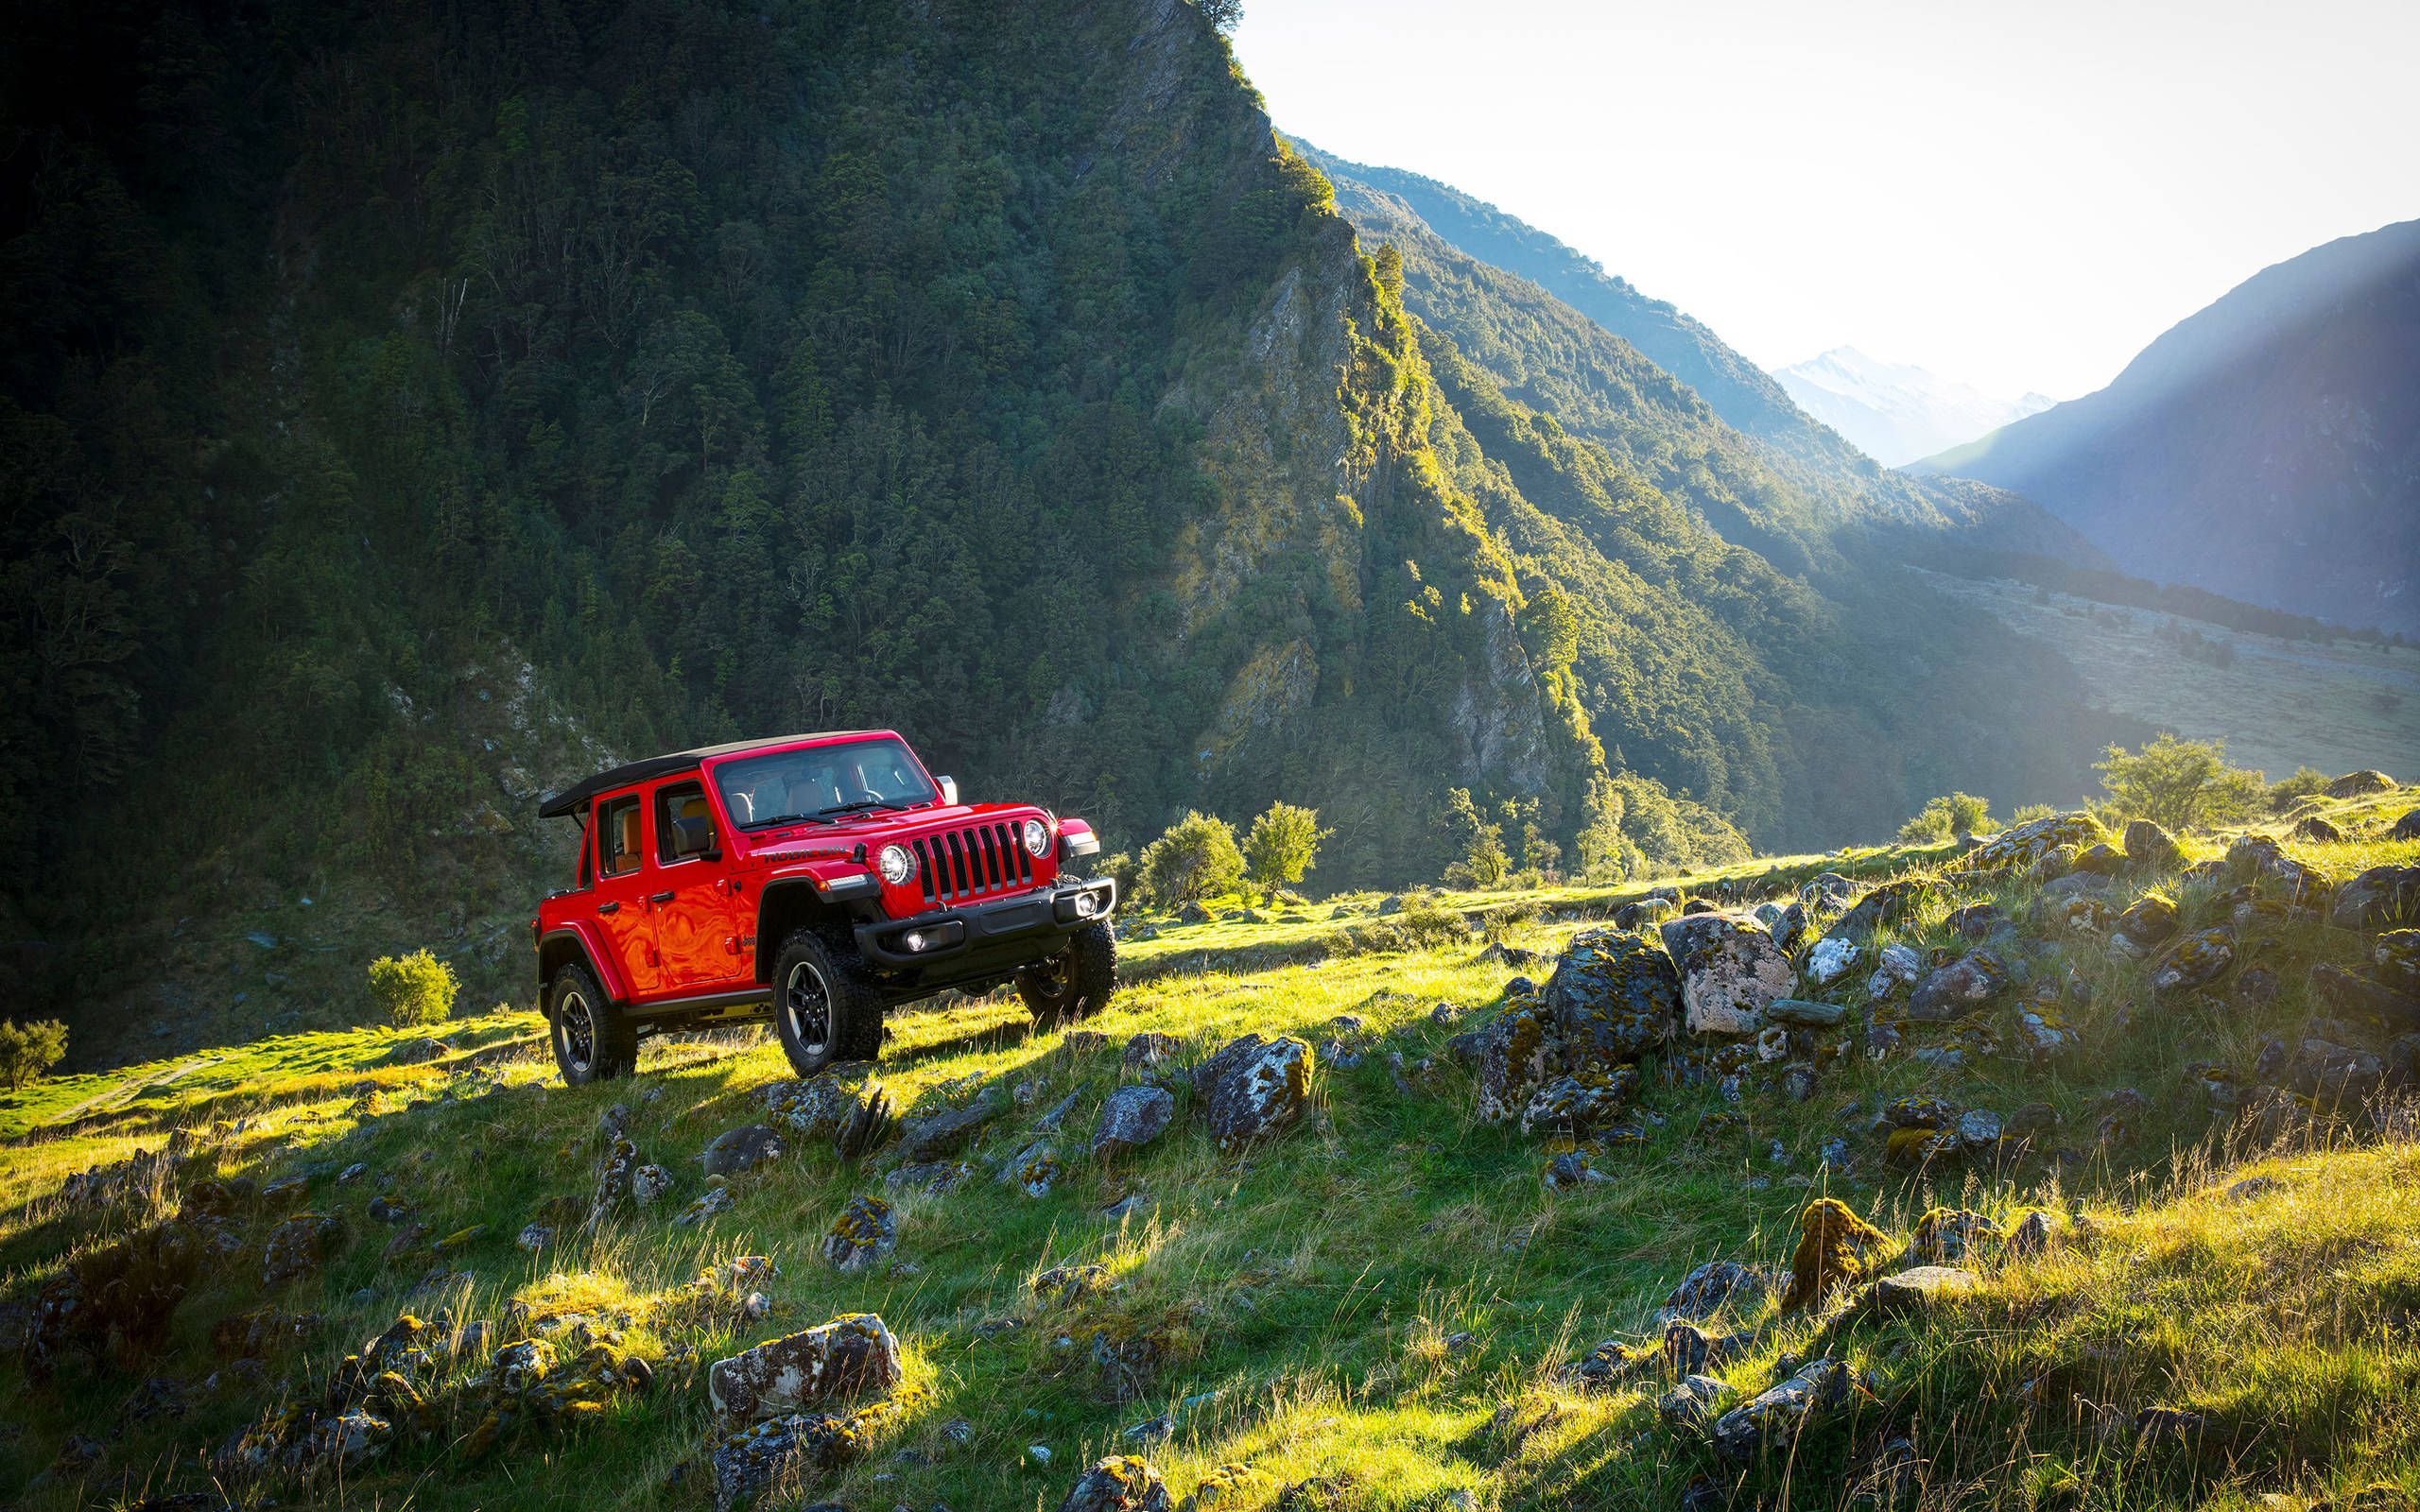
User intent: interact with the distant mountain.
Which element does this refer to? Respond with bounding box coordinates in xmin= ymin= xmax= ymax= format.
xmin=1915 ymin=220 xmax=2420 ymax=633
xmin=1776 ymin=348 xmax=2054 ymax=466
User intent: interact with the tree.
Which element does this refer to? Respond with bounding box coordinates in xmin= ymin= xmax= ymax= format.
xmin=1140 ymin=812 xmax=1246 ymax=906
xmin=368 ymin=948 xmax=459 ymax=1027
xmin=1896 ymin=792 xmax=1994 ymax=843
xmin=1197 ymin=0 xmax=1243 ymax=33
xmin=1574 ymin=771 xmax=1630 ymax=880
xmin=1242 ymin=801 xmax=1331 ymax=901
xmin=1440 ymin=788 xmax=1511 ymax=889
xmin=0 ymin=1018 xmax=68 ymax=1091
xmin=2095 ymin=734 xmax=2265 ymax=831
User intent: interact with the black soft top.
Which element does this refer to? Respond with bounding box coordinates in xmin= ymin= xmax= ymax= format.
xmin=536 ymin=731 xmax=886 ymax=819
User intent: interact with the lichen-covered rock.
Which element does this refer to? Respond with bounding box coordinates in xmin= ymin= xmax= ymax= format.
xmin=1005 ymin=1140 xmax=1064 ymax=1197
xmin=703 ymin=1125 xmax=786 ymax=1179
xmin=1122 ymin=1033 xmax=1184 ymax=1071
xmin=1565 ymin=1336 xmax=1656 ymax=1389
xmin=2309 ymin=963 xmax=2420 ymax=1028
xmin=1055 ymin=1454 xmax=1173 ymax=1512
xmin=2070 ymin=842 xmax=2126 ymax=876
xmin=1866 ymin=1265 xmax=1980 ymax=1319
xmin=1945 ymin=902 xmax=2013 ymax=940
xmin=2331 ymin=866 xmax=2420 ymax=932
xmin=1543 ymin=929 xmax=1680 ymax=1065
xmin=1907 ymin=949 xmax=2011 ymax=1022
xmin=710 ymin=1392 xmax=917 ymax=1512
xmin=1711 ymin=1358 xmax=1851 ymax=1461
xmin=2288 ymin=1039 xmax=2387 ymax=1104
xmin=1034 ymin=1262 xmax=1109 ymax=1301
xmin=1659 ymin=914 xmax=1793 ymax=1038
xmin=2151 ymin=928 xmax=2235 ymax=995
xmin=1766 ymin=998 xmax=1846 ymax=1027
xmin=1472 ymin=988 xmax=1560 ymax=1124
xmin=631 ymin=1163 xmax=674 ymax=1207
xmin=2116 ymin=891 xmax=2180 ymax=948
xmin=298 ymin=1409 xmax=391 ymax=1479
xmin=1657 ymin=1261 xmax=1772 ymax=1325
xmin=1825 ymin=879 xmax=1937 ymax=940
xmin=1865 ymin=943 xmax=1923 ymax=1001
xmin=1091 ymin=1085 xmax=1176 ymax=1159
xmin=2123 ymin=818 xmax=2187 ymax=874
xmin=2227 ymin=833 xmax=2329 ymax=900
xmin=2328 ymin=769 xmax=2397 ymax=799
xmin=1910 ymin=1208 xmax=2001 ymax=1265
xmin=1658 ymin=1372 xmax=1735 ymax=1431
xmin=897 ymin=1101 xmax=999 ymax=1163
xmin=820 ymin=1196 xmax=896 ymax=1273
xmin=2376 ymin=930 xmax=2420 ymax=992
xmin=1962 ymin=813 xmax=2109 ymax=873
xmin=2294 ymin=815 xmax=2346 ymax=843
xmin=1613 ymin=897 xmax=1678 ymax=930
xmin=1804 ymin=936 xmax=1861 ymax=988
xmin=1192 ymin=1034 xmax=1315 ymax=1148
xmin=708 ymin=1314 xmax=902 ymax=1425
xmin=262 ymin=1212 xmax=339 ymax=1287
xmin=1517 ymin=1067 xmax=1637 ymax=1138
xmin=1782 ymin=1198 xmax=1889 ymax=1309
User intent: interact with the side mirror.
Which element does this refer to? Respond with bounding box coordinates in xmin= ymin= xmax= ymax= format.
xmin=936 ymin=776 xmax=959 ymax=806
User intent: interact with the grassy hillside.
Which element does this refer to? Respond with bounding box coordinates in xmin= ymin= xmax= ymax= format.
xmin=5 ymin=782 xmax=2414 ymax=1509
xmin=1923 ymin=573 xmax=2420 ymax=781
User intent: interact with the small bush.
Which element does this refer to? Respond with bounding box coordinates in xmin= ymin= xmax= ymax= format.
xmin=2096 ymin=733 xmax=2265 ymax=831
xmin=1099 ymin=850 xmax=1142 ymax=906
xmin=2010 ymin=802 xmax=2057 ymax=825
xmin=1896 ymin=792 xmax=1995 ymax=843
xmin=0 ymin=1018 xmax=68 ymax=1090
xmin=2268 ymin=766 xmax=2332 ymax=812
xmin=368 ymin=948 xmax=458 ymax=1027
xmin=1140 ymin=811 xmax=1245 ymax=906
xmin=1241 ymin=801 xmax=1332 ymax=902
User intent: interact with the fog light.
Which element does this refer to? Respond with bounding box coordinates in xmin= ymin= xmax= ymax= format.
xmin=903 ymin=931 xmax=927 ymax=953
xmin=1074 ymin=891 xmax=1099 ymax=918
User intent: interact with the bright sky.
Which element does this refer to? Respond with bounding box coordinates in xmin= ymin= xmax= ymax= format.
xmin=1232 ymin=0 xmax=2420 ymax=401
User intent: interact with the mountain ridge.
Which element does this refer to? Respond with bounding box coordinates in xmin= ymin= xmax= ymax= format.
xmin=1775 ymin=346 xmax=2054 ymax=466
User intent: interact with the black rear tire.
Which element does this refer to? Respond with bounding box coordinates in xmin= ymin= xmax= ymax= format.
xmin=771 ymin=930 xmax=883 ymax=1076
xmin=549 ymin=962 xmax=638 ymax=1085
xmin=1016 ymin=920 xmax=1118 ymax=1028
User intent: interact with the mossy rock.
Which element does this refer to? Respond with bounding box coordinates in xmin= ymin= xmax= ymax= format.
xmin=1782 ymin=1197 xmax=1889 ymax=1309
xmin=1961 ymin=812 xmax=2111 ymax=874
xmin=2121 ymin=818 xmax=2187 ymax=873
xmin=1543 ymin=928 xmax=1679 ymax=1069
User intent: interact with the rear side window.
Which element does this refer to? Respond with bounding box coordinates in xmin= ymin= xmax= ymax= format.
xmin=657 ymin=781 xmax=715 ymax=863
xmin=597 ymin=794 xmax=644 ymax=876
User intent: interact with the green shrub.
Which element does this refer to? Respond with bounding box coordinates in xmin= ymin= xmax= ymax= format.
xmin=2268 ymin=765 xmax=2332 ymax=812
xmin=1140 ymin=812 xmax=1245 ymax=906
xmin=1241 ymin=801 xmax=1332 ymax=902
xmin=2095 ymin=733 xmax=2266 ymax=831
xmin=0 ymin=1018 xmax=68 ymax=1091
xmin=367 ymin=948 xmax=458 ymax=1027
xmin=2010 ymin=802 xmax=2057 ymax=825
xmin=1099 ymin=850 xmax=1142 ymax=906
xmin=1439 ymin=788 xmax=1511 ymax=889
xmin=1896 ymin=791 xmax=1995 ymax=842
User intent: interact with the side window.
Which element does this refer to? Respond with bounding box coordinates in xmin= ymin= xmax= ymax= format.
xmin=597 ymin=794 xmax=644 ymax=877
xmin=656 ymin=781 xmax=716 ymax=863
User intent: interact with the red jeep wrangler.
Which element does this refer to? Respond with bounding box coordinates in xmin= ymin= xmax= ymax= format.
xmin=530 ymin=730 xmax=1116 ymax=1085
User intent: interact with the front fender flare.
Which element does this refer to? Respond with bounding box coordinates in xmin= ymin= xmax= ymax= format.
xmin=538 ymin=922 xmax=630 ymax=1009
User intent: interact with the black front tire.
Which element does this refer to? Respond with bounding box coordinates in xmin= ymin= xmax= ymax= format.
xmin=771 ymin=930 xmax=883 ymax=1076
xmin=1016 ymin=920 xmax=1118 ymax=1028
xmin=549 ymin=962 xmax=638 ymax=1085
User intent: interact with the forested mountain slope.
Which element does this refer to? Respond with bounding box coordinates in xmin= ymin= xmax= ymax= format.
xmin=7 ymin=0 xmax=2111 ymax=1063
xmin=1916 ymin=219 xmax=2420 ymax=634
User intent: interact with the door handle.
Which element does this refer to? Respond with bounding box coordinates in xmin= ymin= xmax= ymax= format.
xmin=649 ymin=891 xmax=676 ymax=904
xmin=596 ymin=902 xmax=619 ymax=915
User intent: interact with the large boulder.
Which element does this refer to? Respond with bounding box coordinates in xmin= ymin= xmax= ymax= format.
xmin=1961 ymin=812 xmax=2110 ymax=873
xmin=1542 ymin=928 xmax=1680 ymax=1065
xmin=708 ymin=1314 xmax=902 ymax=1425
xmin=1191 ymin=1034 xmax=1314 ymax=1149
xmin=1659 ymin=914 xmax=1793 ymax=1039
xmin=1090 ymin=1086 xmax=1176 ymax=1160
xmin=1907 ymin=949 xmax=2012 ymax=1022
xmin=2331 ymin=866 xmax=2420 ymax=932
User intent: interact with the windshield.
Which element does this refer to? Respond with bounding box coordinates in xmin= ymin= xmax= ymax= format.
xmin=712 ymin=737 xmax=941 ymax=830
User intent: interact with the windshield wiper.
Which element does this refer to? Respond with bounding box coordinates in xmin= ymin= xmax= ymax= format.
xmin=812 ymin=798 xmax=911 ymax=819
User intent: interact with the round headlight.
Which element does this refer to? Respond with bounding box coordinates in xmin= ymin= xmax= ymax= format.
xmin=877 ymin=844 xmax=916 ymax=885
xmin=1022 ymin=818 xmax=1050 ymax=858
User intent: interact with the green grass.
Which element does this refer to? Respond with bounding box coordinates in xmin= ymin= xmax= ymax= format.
xmin=2 ymin=802 xmax=2415 ymax=1509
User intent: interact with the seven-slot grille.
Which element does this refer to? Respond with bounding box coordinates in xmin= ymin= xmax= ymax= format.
xmin=910 ymin=819 xmax=1037 ymax=904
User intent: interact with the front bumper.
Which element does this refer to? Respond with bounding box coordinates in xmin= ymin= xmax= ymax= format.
xmin=853 ymin=876 xmax=1118 ymax=971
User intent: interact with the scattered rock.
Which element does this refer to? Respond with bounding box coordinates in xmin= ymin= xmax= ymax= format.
xmin=1658 ymin=1261 xmax=1772 ymax=1325
xmin=1122 ymin=1033 xmax=1183 ymax=1072
xmin=703 ymin=1125 xmax=786 ymax=1179
xmin=1054 ymin=1455 xmax=1172 ymax=1512
xmin=1091 ymin=1086 xmax=1176 ymax=1160
xmin=262 ymin=1213 xmax=339 ymax=1287
xmin=1192 ymin=1035 xmax=1315 ymax=1148
xmin=2151 ymin=929 xmax=2235 ymax=995
xmin=897 ymin=1101 xmax=999 ymax=1163
xmin=1963 ymin=813 xmax=2109 ymax=873
xmin=631 ymin=1164 xmax=674 ymax=1207
xmin=820 ymin=1196 xmax=896 ymax=1273
xmin=2122 ymin=819 xmax=2187 ymax=874
xmin=1518 ymin=1068 xmax=1638 ymax=1139
xmin=1660 ymin=914 xmax=1793 ymax=1038
xmin=1804 ymin=936 xmax=1862 ymax=988
xmin=1766 ymin=998 xmax=1847 ymax=1027
xmin=1545 ymin=928 xmax=1682 ymax=1062
xmin=707 ymin=1314 xmax=902 ymax=1426
xmin=1659 ymin=1373 xmax=1735 ymax=1431
xmin=2327 ymin=769 xmax=2397 ymax=799
xmin=1907 ymin=949 xmax=2012 ymax=1022
xmin=1711 ymin=1358 xmax=1851 ymax=1461
xmin=2332 ymin=866 xmax=2420 ymax=932
xmin=1866 ymin=1265 xmax=1980 ymax=1319
xmin=1910 ymin=1208 xmax=2000 ymax=1264
xmin=2294 ymin=816 xmax=2346 ymax=843
xmin=1783 ymin=1198 xmax=1888 ymax=1309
